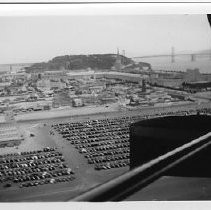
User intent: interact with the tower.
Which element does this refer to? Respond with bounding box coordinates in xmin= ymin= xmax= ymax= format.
xmin=114 ymin=48 xmax=122 ymax=71
xmin=171 ymin=47 xmax=175 ymax=63
xmin=122 ymin=50 xmax=125 ymax=57
xmin=142 ymin=79 xmax=146 ymax=93
xmin=122 ymin=50 xmax=125 ymax=64
xmin=209 ymin=49 xmax=211 ymax=61
xmin=10 ymin=65 xmax=12 ymax=73
xmin=191 ymin=54 xmax=196 ymax=62
xmin=65 ymin=61 xmax=71 ymax=70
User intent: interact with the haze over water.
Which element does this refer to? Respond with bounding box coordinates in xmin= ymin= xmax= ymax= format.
xmin=139 ymin=56 xmax=211 ymax=73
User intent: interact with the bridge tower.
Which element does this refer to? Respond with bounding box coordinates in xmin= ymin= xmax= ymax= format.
xmin=122 ymin=50 xmax=125 ymax=64
xmin=171 ymin=47 xmax=175 ymax=63
xmin=9 ymin=65 xmax=12 ymax=73
xmin=191 ymin=54 xmax=196 ymax=62
xmin=122 ymin=50 xmax=125 ymax=57
xmin=209 ymin=49 xmax=211 ymax=60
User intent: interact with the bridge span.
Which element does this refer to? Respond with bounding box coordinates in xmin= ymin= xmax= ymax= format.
xmin=132 ymin=48 xmax=211 ymax=63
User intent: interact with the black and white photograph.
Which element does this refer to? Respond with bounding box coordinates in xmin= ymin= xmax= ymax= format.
xmin=0 ymin=3 xmax=211 ymax=204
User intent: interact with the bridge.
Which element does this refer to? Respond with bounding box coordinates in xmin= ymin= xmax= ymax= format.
xmin=133 ymin=47 xmax=211 ymax=63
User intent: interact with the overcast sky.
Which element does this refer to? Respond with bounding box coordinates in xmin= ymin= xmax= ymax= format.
xmin=0 ymin=15 xmax=210 ymax=64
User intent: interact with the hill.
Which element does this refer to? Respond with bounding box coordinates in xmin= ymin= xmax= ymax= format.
xmin=25 ymin=54 xmax=134 ymax=73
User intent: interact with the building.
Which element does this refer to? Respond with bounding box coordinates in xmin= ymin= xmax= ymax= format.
xmin=72 ymin=98 xmax=84 ymax=107
xmin=66 ymin=71 xmax=146 ymax=83
xmin=89 ymin=84 xmax=105 ymax=93
xmin=151 ymin=78 xmax=184 ymax=88
xmin=42 ymin=70 xmax=68 ymax=80
xmin=0 ymin=82 xmax=11 ymax=90
xmin=0 ymin=126 xmax=24 ymax=148
xmin=98 ymin=93 xmax=117 ymax=104
xmin=150 ymin=72 xmax=184 ymax=88
xmin=184 ymin=68 xmax=202 ymax=82
xmin=37 ymin=79 xmax=51 ymax=91
xmin=182 ymin=81 xmax=211 ymax=92
xmin=96 ymin=72 xmax=147 ymax=83
xmin=37 ymin=78 xmax=66 ymax=91
xmin=67 ymin=70 xmax=95 ymax=80
xmin=50 ymin=79 xmax=66 ymax=89
xmin=202 ymin=73 xmax=211 ymax=82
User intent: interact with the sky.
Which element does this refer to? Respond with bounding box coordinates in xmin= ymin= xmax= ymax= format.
xmin=0 ymin=15 xmax=210 ymax=64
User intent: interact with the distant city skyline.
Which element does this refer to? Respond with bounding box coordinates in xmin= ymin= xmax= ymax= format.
xmin=0 ymin=15 xmax=210 ymax=64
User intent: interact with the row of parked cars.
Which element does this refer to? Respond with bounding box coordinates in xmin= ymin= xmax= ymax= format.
xmin=0 ymin=147 xmax=75 ymax=188
xmin=52 ymin=106 xmax=211 ymax=171
xmin=20 ymin=175 xmax=75 ymax=188
xmin=52 ymin=116 xmax=144 ymax=170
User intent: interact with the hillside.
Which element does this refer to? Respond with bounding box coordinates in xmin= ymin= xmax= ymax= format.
xmin=25 ymin=54 xmax=134 ymax=73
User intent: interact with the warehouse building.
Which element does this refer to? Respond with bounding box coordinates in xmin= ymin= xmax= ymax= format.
xmin=0 ymin=126 xmax=24 ymax=148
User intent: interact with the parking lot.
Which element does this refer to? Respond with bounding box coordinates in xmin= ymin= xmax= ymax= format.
xmin=0 ymin=104 xmax=210 ymax=201
xmin=51 ymin=106 xmax=211 ymax=172
xmin=0 ymin=147 xmax=75 ymax=189
xmin=52 ymin=116 xmax=142 ymax=171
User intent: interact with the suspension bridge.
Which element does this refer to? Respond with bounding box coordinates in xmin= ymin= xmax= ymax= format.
xmin=132 ymin=47 xmax=211 ymax=63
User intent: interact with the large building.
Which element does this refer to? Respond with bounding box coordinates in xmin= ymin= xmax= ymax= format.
xmin=150 ymin=72 xmax=184 ymax=88
xmin=66 ymin=71 xmax=147 ymax=83
xmin=42 ymin=70 xmax=68 ymax=80
xmin=184 ymin=68 xmax=202 ymax=82
xmin=0 ymin=126 xmax=24 ymax=148
xmin=37 ymin=78 xmax=51 ymax=91
xmin=50 ymin=79 xmax=66 ymax=89
xmin=202 ymin=73 xmax=211 ymax=82
xmin=72 ymin=98 xmax=84 ymax=107
xmin=37 ymin=78 xmax=66 ymax=91
xmin=182 ymin=81 xmax=211 ymax=92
